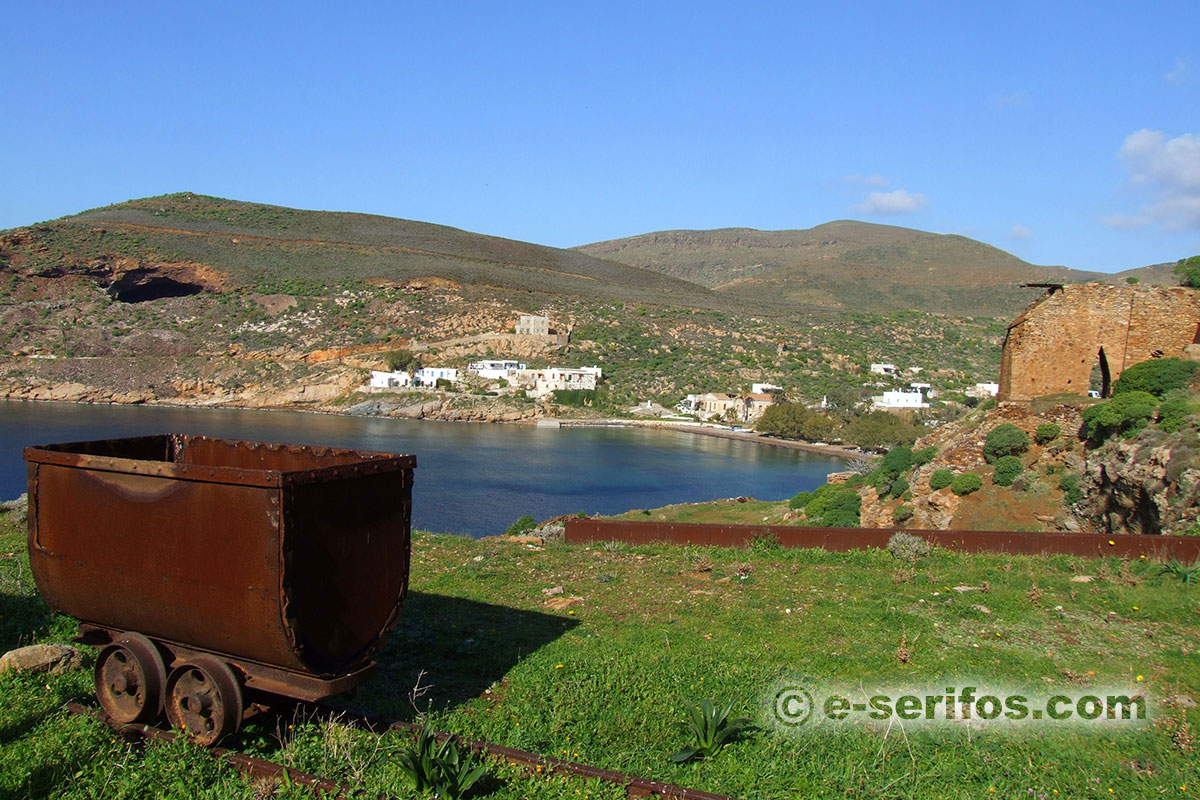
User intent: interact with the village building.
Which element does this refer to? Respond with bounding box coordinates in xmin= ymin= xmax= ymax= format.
xmin=967 ymin=382 xmax=1000 ymax=399
xmin=752 ymin=382 xmax=782 ymax=394
xmin=869 ymin=363 xmax=898 ymax=376
xmin=872 ymin=389 xmax=929 ymax=410
xmin=509 ymin=366 xmax=603 ymax=398
xmin=467 ymin=359 xmax=526 ymax=381
xmin=413 ymin=367 xmax=459 ymax=387
xmin=369 ymin=370 xmax=412 ymax=390
xmin=515 ymin=315 xmax=550 ymax=336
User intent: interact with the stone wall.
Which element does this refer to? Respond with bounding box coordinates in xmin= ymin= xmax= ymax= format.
xmin=998 ymin=284 xmax=1200 ymax=402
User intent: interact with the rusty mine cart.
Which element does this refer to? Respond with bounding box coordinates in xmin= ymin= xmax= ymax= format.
xmin=24 ymin=434 xmax=415 ymax=745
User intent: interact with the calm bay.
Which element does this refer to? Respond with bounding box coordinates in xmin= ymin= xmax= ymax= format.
xmin=0 ymin=400 xmax=841 ymax=537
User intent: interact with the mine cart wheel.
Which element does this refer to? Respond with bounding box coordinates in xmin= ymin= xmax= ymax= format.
xmin=164 ymin=655 xmax=244 ymax=746
xmin=94 ymin=632 xmax=167 ymax=724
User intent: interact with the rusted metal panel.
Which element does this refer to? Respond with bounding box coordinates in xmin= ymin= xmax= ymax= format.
xmin=26 ymin=435 xmax=414 ymax=695
xmin=564 ymin=519 xmax=1200 ymax=560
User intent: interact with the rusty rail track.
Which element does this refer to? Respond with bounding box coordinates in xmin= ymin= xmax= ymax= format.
xmin=66 ymin=702 xmax=738 ymax=800
xmin=564 ymin=519 xmax=1200 ymax=561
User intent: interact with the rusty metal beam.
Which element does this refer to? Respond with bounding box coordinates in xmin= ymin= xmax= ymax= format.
xmin=564 ymin=519 xmax=1200 ymax=561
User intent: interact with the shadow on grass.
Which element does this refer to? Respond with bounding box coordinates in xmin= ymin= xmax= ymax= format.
xmin=349 ymin=592 xmax=578 ymax=721
xmin=0 ymin=591 xmax=52 ymax=655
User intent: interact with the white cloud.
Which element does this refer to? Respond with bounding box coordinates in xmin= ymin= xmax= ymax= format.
xmin=857 ymin=189 xmax=928 ymax=215
xmin=1100 ymin=213 xmax=1149 ymax=231
xmin=1010 ymin=225 xmax=1033 ymax=241
xmin=1165 ymin=57 xmax=1188 ymax=84
xmin=1112 ymin=128 xmax=1200 ymax=231
xmin=843 ymin=173 xmax=889 ymax=187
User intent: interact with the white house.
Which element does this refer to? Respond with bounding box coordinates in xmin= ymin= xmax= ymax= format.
xmin=870 ymin=363 xmax=898 ymax=376
xmin=532 ymin=366 xmax=602 ymax=397
xmin=468 ymin=359 xmax=526 ymax=381
xmin=369 ymin=370 xmax=412 ymax=389
xmin=751 ymin=382 xmax=782 ymax=394
xmin=966 ymin=382 xmax=1000 ymax=399
xmin=414 ymin=367 xmax=459 ymax=387
xmin=872 ymin=390 xmax=929 ymax=410
xmin=677 ymin=394 xmax=703 ymax=413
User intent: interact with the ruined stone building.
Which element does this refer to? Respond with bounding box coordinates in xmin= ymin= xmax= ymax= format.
xmin=998 ymin=284 xmax=1200 ymax=403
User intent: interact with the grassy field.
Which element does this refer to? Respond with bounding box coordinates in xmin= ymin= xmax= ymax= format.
xmin=2 ymin=511 xmax=1199 ymax=799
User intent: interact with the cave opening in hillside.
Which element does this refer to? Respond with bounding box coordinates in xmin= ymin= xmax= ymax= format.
xmin=1089 ymin=347 xmax=1112 ymax=398
xmin=107 ymin=272 xmax=207 ymax=303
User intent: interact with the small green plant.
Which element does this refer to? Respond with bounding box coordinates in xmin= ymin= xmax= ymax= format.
xmin=506 ymin=514 xmax=537 ymax=536
xmin=929 ymin=468 xmax=954 ymax=491
xmin=1058 ymin=473 xmax=1083 ymax=505
xmin=395 ymin=721 xmax=488 ymax=799
xmin=750 ymin=531 xmax=783 ymax=554
xmin=887 ymin=531 xmax=930 ymax=561
xmin=890 ymin=505 xmax=915 ymax=524
xmin=1157 ymin=558 xmax=1200 ymax=587
xmin=951 ymin=472 xmax=982 ymax=496
xmin=912 ymin=446 xmax=938 ymax=466
xmin=670 ymin=697 xmax=751 ymax=762
xmin=983 ymin=424 xmax=1030 ymax=464
xmin=1112 ymin=357 xmax=1199 ymax=399
xmin=992 ymin=455 xmax=1024 ymax=486
xmin=1034 ymin=423 xmax=1061 ymax=445
xmin=1082 ymin=391 xmax=1159 ymax=443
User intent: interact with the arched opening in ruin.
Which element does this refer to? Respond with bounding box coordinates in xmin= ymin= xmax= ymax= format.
xmin=1089 ymin=347 xmax=1112 ymax=398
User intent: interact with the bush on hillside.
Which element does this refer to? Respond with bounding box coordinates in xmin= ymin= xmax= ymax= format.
xmin=889 ymin=476 xmax=910 ymax=499
xmin=1113 ymin=358 xmax=1199 ymax=399
xmin=1175 ymin=254 xmax=1200 ymax=288
xmin=1034 ymin=423 xmax=1061 ymax=445
xmin=788 ymin=490 xmax=813 ymax=510
xmin=880 ymin=445 xmax=915 ymax=478
xmin=992 ymin=455 xmax=1024 ymax=486
xmin=1157 ymin=396 xmax=1197 ymax=433
xmin=983 ymin=424 xmax=1030 ymax=464
xmin=891 ymin=505 xmax=914 ymax=524
xmin=951 ymin=472 xmax=982 ymax=496
xmin=803 ymin=483 xmax=862 ymax=528
xmin=913 ymin=446 xmax=938 ymax=466
xmin=929 ymin=468 xmax=954 ymax=491
xmin=1058 ymin=473 xmax=1083 ymax=505
xmin=756 ymin=402 xmax=837 ymax=441
xmin=506 ymin=514 xmax=537 ymax=536
xmin=1081 ymin=391 xmax=1159 ymax=443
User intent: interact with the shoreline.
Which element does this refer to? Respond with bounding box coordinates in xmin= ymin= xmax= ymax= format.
xmin=554 ymin=417 xmax=865 ymax=460
xmin=0 ymin=395 xmax=864 ymax=460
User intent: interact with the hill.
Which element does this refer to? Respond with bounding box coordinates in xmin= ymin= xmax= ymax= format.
xmin=577 ymin=221 xmax=1136 ymax=317
xmin=4 ymin=193 xmax=721 ymax=309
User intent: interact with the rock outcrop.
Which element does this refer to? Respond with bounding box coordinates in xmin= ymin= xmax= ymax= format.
xmin=1074 ymin=424 xmax=1200 ymax=535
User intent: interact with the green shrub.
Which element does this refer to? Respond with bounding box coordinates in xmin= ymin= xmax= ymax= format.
xmin=886 ymin=531 xmax=930 ymax=560
xmin=1058 ymin=473 xmax=1083 ymax=505
xmin=929 ymin=469 xmax=954 ymax=491
xmin=552 ymin=388 xmax=602 ymax=407
xmin=913 ymin=446 xmax=938 ymax=466
xmin=889 ymin=476 xmax=909 ymax=499
xmin=992 ymin=455 xmax=1024 ymax=486
xmin=891 ymin=505 xmax=914 ymax=524
xmin=1157 ymin=396 xmax=1196 ymax=433
xmin=1175 ymin=254 xmax=1200 ymax=288
xmin=1034 ymin=423 xmax=1061 ymax=445
xmin=1081 ymin=391 xmax=1159 ymax=442
xmin=506 ymin=514 xmax=537 ymax=536
xmin=983 ymin=424 xmax=1030 ymax=463
xmin=951 ymin=472 xmax=982 ymax=496
xmin=803 ymin=484 xmax=862 ymax=527
xmin=880 ymin=445 xmax=914 ymax=478
xmin=1112 ymin=358 xmax=1199 ymax=399
xmin=788 ymin=491 xmax=813 ymax=510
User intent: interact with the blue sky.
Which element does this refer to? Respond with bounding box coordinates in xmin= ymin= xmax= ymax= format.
xmin=2 ymin=1 xmax=1197 ymax=272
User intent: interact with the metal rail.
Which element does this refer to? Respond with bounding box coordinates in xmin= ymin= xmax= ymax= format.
xmin=564 ymin=519 xmax=1200 ymax=560
xmin=66 ymin=702 xmax=739 ymax=800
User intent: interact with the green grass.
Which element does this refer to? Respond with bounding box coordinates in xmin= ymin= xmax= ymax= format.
xmin=3 ymin=512 xmax=1199 ymax=798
